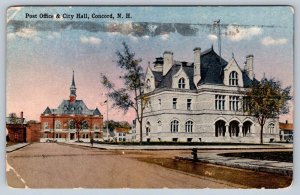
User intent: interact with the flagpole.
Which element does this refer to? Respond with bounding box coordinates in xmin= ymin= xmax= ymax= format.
xmin=106 ymin=93 xmax=109 ymax=141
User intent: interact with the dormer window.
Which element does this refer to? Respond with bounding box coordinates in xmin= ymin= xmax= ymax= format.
xmin=146 ymin=79 xmax=151 ymax=89
xmin=178 ymin=78 xmax=185 ymax=89
xmin=229 ymin=71 xmax=238 ymax=86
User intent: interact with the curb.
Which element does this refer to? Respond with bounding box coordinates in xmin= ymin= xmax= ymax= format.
xmin=175 ymin=156 xmax=293 ymax=177
xmin=6 ymin=143 xmax=30 ymax=153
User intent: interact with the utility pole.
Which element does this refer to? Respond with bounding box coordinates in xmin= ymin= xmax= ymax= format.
xmin=214 ymin=19 xmax=222 ymax=63
xmin=106 ymin=93 xmax=109 ymax=141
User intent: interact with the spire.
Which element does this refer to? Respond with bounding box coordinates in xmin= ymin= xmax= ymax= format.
xmin=70 ymin=70 xmax=76 ymax=103
xmin=71 ymin=70 xmax=75 ymax=87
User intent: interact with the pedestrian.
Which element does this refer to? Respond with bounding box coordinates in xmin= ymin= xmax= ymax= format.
xmin=90 ymin=138 xmax=94 ymax=147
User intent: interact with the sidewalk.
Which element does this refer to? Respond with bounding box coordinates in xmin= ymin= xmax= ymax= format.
xmin=6 ymin=143 xmax=30 ymax=153
xmin=65 ymin=141 xmax=293 ymax=150
xmin=175 ymin=152 xmax=293 ymax=177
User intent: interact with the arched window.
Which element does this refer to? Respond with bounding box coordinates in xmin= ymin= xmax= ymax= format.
xmin=55 ymin=120 xmax=61 ymax=129
xmin=243 ymin=121 xmax=252 ymax=136
xmin=229 ymin=121 xmax=240 ymax=137
xmin=229 ymin=71 xmax=238 ymax=86
xmin=268 ymin=123 xmax=275 ymax=134
xmin=69 ymin=120 xmax=75 ymax=129
xmin=215 ymin=120 xmax=226 ymax=137
xmin=146 ymin=79 xmax=151 ymax=89
xmin=185 ymin=121 xmax=193 ymax=133
xmin=146 ymin=121 xmax=151 ymax=136
xmin=178 ymin=78 xmax=185 ymax=89
xmin=170 ymin=120 xmax=179 ymax=133
xmin=82 ymin=121 xmax=89 ymax=129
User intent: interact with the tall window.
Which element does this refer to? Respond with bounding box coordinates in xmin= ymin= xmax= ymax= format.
xmin=171 ymin=120 xmax=179 ymax=133
xmin=178 ymin=78 xmax=185 ymax=89
xmin=229 ymin=71 xmax=238 ymax=86
xmin=43 ymin=122 xmax=49 ymax=130
xmin=82 ymin=121 xmax=88 ymax=129
xmin=146 ymin=121 xmax=151 ymax=136
xmin=243 ymin=97 xmax=250 ymax=112
xmin=185 ymin=121 xmax=193 ymax=133
xmin=187 ymin=99 xmax=192 ymax=110
xmin=146 ymin=79 xmax=151 ymax=89
xmin=158 ymin=98 xmax=161 ymax=110
xmin=69 ymin=120 xmax=75 ymax=129
xmin=215 ymin=95 xmax=225 ymax=110
xmin=55 ymin=120 xmax=61 ymax=129
xmin=268 ymin=123 xmax=275 ymax=134
xmin=173 ymin=98 xmax=177 ymax=109
xmin=229 ymin=96 xmax=239 ymax=111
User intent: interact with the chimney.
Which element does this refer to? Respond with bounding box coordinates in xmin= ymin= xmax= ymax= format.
xmin=20 ymin=111 xmax=24 ymax=123
xmin=163 ymin=51 xmax=173 ymax=76
xmin=245 ymin=54 xmax=254 ymax=80
xmin=193 ymin=47 xmax=201 ymax=87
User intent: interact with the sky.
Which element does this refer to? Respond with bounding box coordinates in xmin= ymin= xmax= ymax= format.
xmin=6 ymin=6 xmax=294 ymax=123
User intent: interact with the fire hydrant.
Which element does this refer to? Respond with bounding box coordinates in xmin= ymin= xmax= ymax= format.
xmin=191 ymin=148 xmax=198 ymax=162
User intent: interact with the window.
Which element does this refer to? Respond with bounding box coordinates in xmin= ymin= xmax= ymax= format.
xmin=69 ymin=120 xmax=75 ymax=129
xmin=215 ymin=120 xmax=226 ymax=137
xmin=178 ymin=78 xmax=185 ymax=89
xmin=243 ymin=97 xmax=250 ymax=112
xmin=158 ymin=99 xmax=161 ymax=110
xmin=146 ymin=121 xmax=150 ymax=136
xmin=173 ymin=98 xmax=177 ymax=109
xmin=43 ymin=122 xmax=49 ymax=130
xmin=229 ymin=96 xmax=239 ymax=111
xmin=229 ymin=71 xmax=238 ymax=86
xmin=82 ymin=121 xmax=88 ymax=129
xmin=215 ymin=95 xmax=225 ymax=110
xmin=93 ymin=124 xmax=99 ymax=130
xmin=171 ymin=120 xmax=179 ymax=133
xmin=268 ymin=123 xmax=275 ymax=134
xmin=146 ymin=79 xmax=151 ymax=89
xmin=187 ymin=99 xmax=192 ymax=110
xmin=185 ymin=121 xmax=193 ymax=133
xmin=55 ymin=120 xmax=61 ymax=129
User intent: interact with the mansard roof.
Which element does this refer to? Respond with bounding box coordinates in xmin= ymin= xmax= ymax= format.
xmin=151 ymin=46 xmax=257 ymax=89
xmin=42 ymin=100 xmax=101 ymax=116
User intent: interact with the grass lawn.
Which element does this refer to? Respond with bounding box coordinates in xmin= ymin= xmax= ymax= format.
xmin=219 ymin=151 xmax=293 ymax=163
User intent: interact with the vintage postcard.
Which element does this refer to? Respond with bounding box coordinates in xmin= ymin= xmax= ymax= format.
xmin=6 ymin=6 xmax=293 ymax=189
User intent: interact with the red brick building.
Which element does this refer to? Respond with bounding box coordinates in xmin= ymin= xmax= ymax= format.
xmin=40 ymin=71 xmax=103 ymax=142
xmin=6 ymin=112 xmax=41 ymax=143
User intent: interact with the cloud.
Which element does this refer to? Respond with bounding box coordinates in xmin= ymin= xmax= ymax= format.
xmin=160 ymin=34 xmax=169 ymax=41
xmin=261 ymin=36 xmax=288 ymax=46
xmin=142 ymin=35 xmax=150 ymax=40
xmin=226 ymin=25 xmax=262 ymax=41
xmin=15 ymin=28 xmax=37 ymax=38
xmin=47 ymin=32 xmax=60 ymax=39
xmin=80 ymin=36 xmax=102 ymax=45
xmin=128 ymin=34 xmax=138 ymax=42
xmin=208 ymin=34 xmax=218 ymax=41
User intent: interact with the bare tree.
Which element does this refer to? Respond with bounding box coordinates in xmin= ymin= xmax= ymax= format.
xmin=101 ymin=42 xmax=148 ymax=144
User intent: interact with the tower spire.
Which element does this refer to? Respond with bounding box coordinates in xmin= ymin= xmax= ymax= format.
xmin=70 ymin=70 xmax=77 ymax=103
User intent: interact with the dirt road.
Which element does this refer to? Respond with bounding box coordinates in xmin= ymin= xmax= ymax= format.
xmin=7 ymin=143 xmax=243 ymax=188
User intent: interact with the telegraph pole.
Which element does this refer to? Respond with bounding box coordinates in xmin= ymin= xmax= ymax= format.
xmin=214 ymin=19 xmax=222 ymax=63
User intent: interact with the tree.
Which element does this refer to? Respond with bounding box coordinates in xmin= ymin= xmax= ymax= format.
xmin=101 ymin=42 xmax=148 ymax=144
xmin=244 ymin=77 xmax=291 ymax=144
xmin=73 ymin=116 xmax=87 ymax=142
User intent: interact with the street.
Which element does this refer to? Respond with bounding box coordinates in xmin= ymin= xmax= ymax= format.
xmin=6 ymin=143 xmax=291 ymax=188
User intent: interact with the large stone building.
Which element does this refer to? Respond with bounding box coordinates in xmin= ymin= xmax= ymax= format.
xmin=40 ymin=72 xmax=103 ymax=142
xmin=136 ymin=46 xmax=279 ymax=143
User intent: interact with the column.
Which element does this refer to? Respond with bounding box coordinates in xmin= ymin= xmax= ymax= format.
xmin=225 ymin=124 xmax=229 ymax=137
xmin=239 ymin=124 xmax=243 ymax=137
